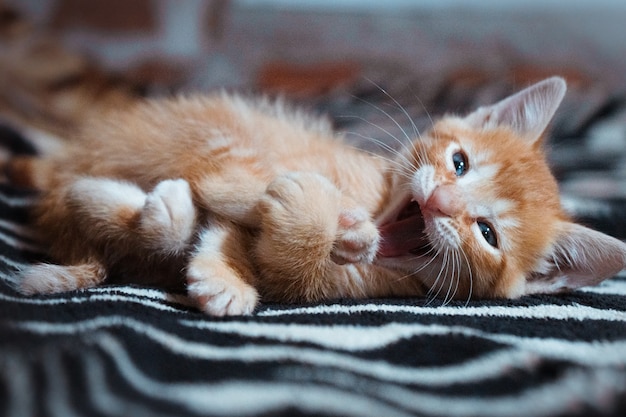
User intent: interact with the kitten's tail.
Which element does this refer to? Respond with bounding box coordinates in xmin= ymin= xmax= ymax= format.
xmin=17 ymin=261 xmax=107 ymax=295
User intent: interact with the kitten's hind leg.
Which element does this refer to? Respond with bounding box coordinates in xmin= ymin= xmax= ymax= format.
xmin=19 ymin=260 xmax=107 ymax=295
xmin=186 ymin=224 xmax=259 ymax=316
xmin=67 ymin=177 xmax=196 ymax=255
xmin=138 ymin=179 xmax=196 ymax=254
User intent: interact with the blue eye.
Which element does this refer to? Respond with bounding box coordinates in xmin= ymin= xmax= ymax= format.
xmin=452 ymin=151 xmax=468 ymax=176
xmin=478 ymin=221 xmax=498 ymax=248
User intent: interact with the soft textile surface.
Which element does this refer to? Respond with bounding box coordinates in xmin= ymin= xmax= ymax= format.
xmin=1 ymin=87 xmax=626 ymax=416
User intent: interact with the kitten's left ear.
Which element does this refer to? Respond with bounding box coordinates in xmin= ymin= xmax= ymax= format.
xmin=525 ymin=222 xmax=626 ymax=295
xmin=464 ymin=77 xmax=567 ymax=142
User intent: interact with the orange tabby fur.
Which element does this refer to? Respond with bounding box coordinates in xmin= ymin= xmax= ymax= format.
xmin=11 ymin=77 xmax=626 ymax=315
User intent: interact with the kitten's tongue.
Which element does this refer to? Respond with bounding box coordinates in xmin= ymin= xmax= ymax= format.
xmin=378 ymin=206 xmax=427 ymax=258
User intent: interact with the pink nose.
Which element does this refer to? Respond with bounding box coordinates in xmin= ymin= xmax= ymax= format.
xmin=423 ymin=185 xmax=464 ymax=217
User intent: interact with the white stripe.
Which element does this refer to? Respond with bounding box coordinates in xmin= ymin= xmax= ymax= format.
xmin=0 ymin=292 xmax=187 ymax=313
xmin=0 ymin=230 xmax=43 ymax=253
xmin=259 ymin=300 xmax=626 ymax=321
xmin=0 ymin=219 xmax=38 ymax=239
xmin=85 ymin=285 xmax=193 ymax=307
xmin=44 ymin=349 xmax=82 ymax=417
xmin=93 ymin=333 xmax=626 ymax=417
xmin=0 ymin=253 xmax=29 ymax=270
xmin=0 ymin=192 xmax=36 ymax=207
xmin=0 ymin=352 xmax=34 ymax=417
xmin=9 ymin=316 xmax=626 ymax=382
xmin=0 ymin=278 xmax=194 ymax=308
xmin=83 ymin=351 xmax=172 ymax=417
xmin=580 ymin=279 xmax=626 ymax=295
xmin=0 ymin=269 xmax=19 ymax=285
xmin=0 ymin=280 xmax=190 ymax=305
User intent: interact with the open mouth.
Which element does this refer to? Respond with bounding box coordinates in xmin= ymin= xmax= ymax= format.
xmin=377 ymin=196 xmax=431 ymax=258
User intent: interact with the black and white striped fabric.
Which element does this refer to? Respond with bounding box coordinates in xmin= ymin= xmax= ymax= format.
xmin=1 ymin=92 xmax=626 ymax=417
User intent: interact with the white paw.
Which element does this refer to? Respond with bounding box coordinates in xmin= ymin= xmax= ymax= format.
xmin=140 ymin=179 xmax=196 ymax=252
xmin=187 ymin=268 xmax=259 ymax=316
xmin=331 ymin=207 xmax=380 ymax=265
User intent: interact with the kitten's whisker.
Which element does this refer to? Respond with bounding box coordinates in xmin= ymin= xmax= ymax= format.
xmin=361 ymin=155 xmax=415 ymax=184
xmin=450 ymin=250 xmax=462 ymax=305
xmin=350 ymin=94 xmax=413 ymax=146
xmin=426 ymin=248 xmax=449 ymax=305
xmin=384 ymin=167 xmax=415 ymax=183
xmin=444 ymin=249 xmax=459 ymax=306
xmin=339 ymin=115 xmax=415 ymax=170
xmin=342 ymin=125 xmax=404 ymax=158
xmin=347 ymin=96 xmax=416 ymax=166
xmin=409 ymin=241 xmax=440 ymax=275
xmin=341 ymin=132 xmax=417 ymax=184
xmin=411 ymin=92 xmax=437 ymax=135
xmin=363 ymin=77 xmax=422 ymax=141
xmin=458 ymin=244 xmax=474 ymax=307
xmin=442 ymin=250 xmax=457 ymax=306
xmin=350 ymin=141 xmax=413 ymax=176
xmin=390 ymin=241 xmax=440 ymax=287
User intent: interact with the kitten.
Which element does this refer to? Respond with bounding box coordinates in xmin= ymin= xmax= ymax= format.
xmin=10 ymin=77 xmax=626 ymax=315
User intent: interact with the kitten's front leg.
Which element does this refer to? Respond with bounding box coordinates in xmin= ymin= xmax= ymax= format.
xmin=186 ymin=224 xmax=259 ymax=316
xmin=332 ymin=206 xmax=380 ymax=265
xmin=255 ymin=172 xmax=379 ymax=302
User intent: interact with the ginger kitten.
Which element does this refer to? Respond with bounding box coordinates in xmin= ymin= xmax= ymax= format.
xmin=11 ymin=77 xmax=626 ymax=315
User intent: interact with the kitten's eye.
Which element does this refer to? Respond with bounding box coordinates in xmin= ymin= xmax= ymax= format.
xmin=452 ymin=151 xmax=468 ymax=177
xmin=477 ymin=221 xmax=498 ymax=248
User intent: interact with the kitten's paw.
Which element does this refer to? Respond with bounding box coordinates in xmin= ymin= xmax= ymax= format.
xmin=262 ymin=172 xmax=341 ymax=217
xmin=261 ymin=173 xmax=379 ymax=265
xmin=187 ymin=269 xmax=259 ymax=316
xmin=141 ymin=179 xmax=196 ymax=252
xmin=332 ymin=207 xmax=380 ymax=265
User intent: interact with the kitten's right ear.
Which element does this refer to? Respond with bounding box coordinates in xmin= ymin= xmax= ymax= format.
xmin=464 ymin=77 xmax=567 ymax=143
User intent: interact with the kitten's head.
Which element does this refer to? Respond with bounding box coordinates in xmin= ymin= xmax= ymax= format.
xmin=376 ymin=77 xmax=626 ymax=301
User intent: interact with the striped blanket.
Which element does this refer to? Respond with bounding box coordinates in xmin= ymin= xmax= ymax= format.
xmin=1 ymin=114 xmax=626 ymax=416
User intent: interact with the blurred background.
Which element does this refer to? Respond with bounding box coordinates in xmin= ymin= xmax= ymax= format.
xmin=10 ymin=0 xmax=626 ymax=91
xmin=3 ymin=0 xmax=626 ymax=234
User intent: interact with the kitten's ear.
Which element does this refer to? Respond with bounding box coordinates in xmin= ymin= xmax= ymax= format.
xmin=464 ymin=77 xmax=567 ymax=142
xmin=525 ymin=222 xmax=626 ymax=295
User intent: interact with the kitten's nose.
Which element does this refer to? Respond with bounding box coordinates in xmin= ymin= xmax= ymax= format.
xmin=423 ymin=185 xmax=464 ymax=218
